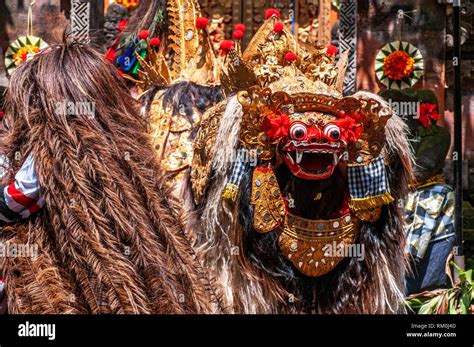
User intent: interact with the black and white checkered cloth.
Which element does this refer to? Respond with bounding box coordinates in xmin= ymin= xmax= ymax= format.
xmin=348 ymin=154 xmax=390 ymax=199
xmin=227 ymin=148 xmax=252 ymax=187
xmin=404 ymin=184 xmax=455 ymax=259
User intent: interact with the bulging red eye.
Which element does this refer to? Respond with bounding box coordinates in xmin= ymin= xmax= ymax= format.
xmin=289 ymin=123 xmax=307 ymax=141
xmin=324 ymin=124 xmax=341 ymax=141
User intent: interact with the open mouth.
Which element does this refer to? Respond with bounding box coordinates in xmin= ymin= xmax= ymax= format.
xmin=281 ymin=142 xmax=343 ymax=180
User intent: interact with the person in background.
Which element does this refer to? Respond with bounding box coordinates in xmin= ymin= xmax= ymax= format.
xmin=380 ymin=89 xmax=455 ymax=295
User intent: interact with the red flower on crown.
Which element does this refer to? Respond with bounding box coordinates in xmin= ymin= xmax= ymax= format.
xmin=262 ymin=113 xmax=290 ymax=140
xmin=150 ymin=37 xmax=161 ymax=47
xmin=285 ymin=51 xmax=297 ymax=62
xmin=335 ymin=111 xmax=364 ymax=143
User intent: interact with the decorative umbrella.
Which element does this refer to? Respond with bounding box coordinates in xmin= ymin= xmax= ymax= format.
xmin=4 ymin=36 xmax=49 ymax=76
xmin=375 ymin=40 xmax=424 ymax=90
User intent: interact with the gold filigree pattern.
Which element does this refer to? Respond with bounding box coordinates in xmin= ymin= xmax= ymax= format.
xmin=190 ymin=100 xmax=229 ymax=204
xmin=351 ymin=207 xmax=382 ymax=223
xmin=148 ymin=96 xmax=171 ymax=161
xmin=278 ymin=212 xmax=360 ymax=277
xmin=149 ymin=93 xmax=200 ymax=174
xmin=220 ymin=49 xmax=260 ymax=96
xmin=237 ymin=89 xmax=275 ymax=161
xmin=251 ymin=166 xmax=287 ymax=233
xmin=137 ymin=49 xmax=171 ymax=90
xmin=137 ymin=0 xmax=219 ymax=87
xmin=346 ymin=96 xmax=392 ymax=166
xmin=167 ymin=0 xmax=201 ymax=80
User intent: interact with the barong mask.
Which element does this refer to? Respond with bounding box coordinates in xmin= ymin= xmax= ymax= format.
xmin=215 ymin=16 xmax=395 ymax=277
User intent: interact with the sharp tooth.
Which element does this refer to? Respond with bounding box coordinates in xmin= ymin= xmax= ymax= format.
xmin=333 ymin=153 xmax=338 ymax=165
xmin=296 ymin=151 xmax=303 ymax=164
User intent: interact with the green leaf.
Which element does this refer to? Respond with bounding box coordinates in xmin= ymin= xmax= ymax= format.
xmin=448 ymin=299 xmax=458 ymax=314
xmin=9 ymin=45 xmax=19 ymax=53
xmin=459 ymin=295 xmax=469 ymax=314
xmin=419 ymin=296 xmax=441 ymax=314
xmin=463 ymin=269 xmax=472 ymax=284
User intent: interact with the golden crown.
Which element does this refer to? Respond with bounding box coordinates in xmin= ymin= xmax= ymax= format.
xmin=136 ymin=0 xmax=219 ymax=89
xmin=221 ymin=15 xmax=348 ymax=98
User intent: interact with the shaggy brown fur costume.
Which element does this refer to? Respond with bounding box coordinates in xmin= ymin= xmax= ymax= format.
xmin=0 ymin=41 xmax=222 ymax=314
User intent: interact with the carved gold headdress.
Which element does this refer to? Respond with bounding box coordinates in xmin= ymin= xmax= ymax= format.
xmin=221 ymin=16 xmax=348 ymax=97
xmin=136 ymin=0 xmax=219 ymax=89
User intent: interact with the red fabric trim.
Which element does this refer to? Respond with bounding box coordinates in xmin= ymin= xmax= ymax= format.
xmin=7 ymin=183 xmax=37 ymax=208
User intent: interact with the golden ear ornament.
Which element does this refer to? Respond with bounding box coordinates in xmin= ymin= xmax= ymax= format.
xmin=250 ymin=166 xmax=287 ymax=234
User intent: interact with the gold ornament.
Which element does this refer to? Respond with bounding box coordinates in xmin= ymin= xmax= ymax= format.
xmin=250 ymin=166 xmax=287 ymax=233
xmin=278 ymin=212 xmax=359 ymax=277
xmin=190 ymin=100 xmax=228 ymax=204
xmin=135 ymin=0 xmax=219 ymax=90
xmin=351 ymin=206 xmax=383 ymax=223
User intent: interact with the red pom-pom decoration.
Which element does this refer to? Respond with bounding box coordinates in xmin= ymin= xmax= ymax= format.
xmin=265 ymin=8 xmax=281 ymax=19
xmin=285 ymin=51 xmax=297 ymax=62
xmin=196 ymin=17 xmax=209 ymax=29
xmin=118 ymin=19 xmax=128 ymax=32
xmin=326 ymin=45 xmax=338 ymax=55
xmin=104 ymin=48 xmax=117 ymax=63
xmin=233 ymin=30 xmax=244 ymax=40
xmin=234 ymin=23 xmax=246 ymax=32
xmin=220 ymin=40 xmax=235 ymax=54
xmin=150 ymin=37 xmax=161 ymax=46
xmin=138 ymin=29 xmax=150 ymax=40
xmin=273 ymin=21 xmax=284 ymax=33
